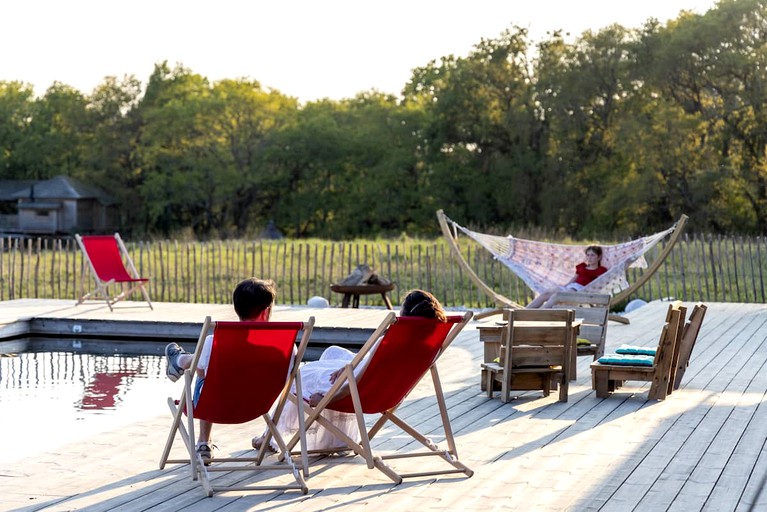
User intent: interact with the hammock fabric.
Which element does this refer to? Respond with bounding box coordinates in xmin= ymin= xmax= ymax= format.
xmin=446 ymin=217 xmax=677 ymax=297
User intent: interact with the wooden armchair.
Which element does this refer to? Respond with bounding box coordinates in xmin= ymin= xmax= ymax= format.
xmin=673 ymin=303 xmax=708 ymax=390
xmin=549 ymin=291 xmax=610 ymax=380
xmin=590 ymin=302 xmax=686 ymax=400
xmin=482 ymin=308 xmax=576 ymax=403
xmin=550 ymin=291 xmax=611 ymax=360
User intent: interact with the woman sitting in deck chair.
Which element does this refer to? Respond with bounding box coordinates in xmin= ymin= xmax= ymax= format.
xmin=253 ymin=289 xmax=447 ymax=452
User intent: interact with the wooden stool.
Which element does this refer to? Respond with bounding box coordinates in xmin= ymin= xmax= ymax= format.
xmin=330 ymin=284 xmax=395 ymax=310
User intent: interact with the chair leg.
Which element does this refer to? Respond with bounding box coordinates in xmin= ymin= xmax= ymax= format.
xmin=501 ymin=372 xmax=511 ymax=403
xmin=542 ymin=374 xmax=551 ymax=397
xmin=569 ymin=347 xmax=577 ymax=381
xmin=558 ymin=374 xmax=569 ymax=402
xmin=648 ymin=379 xmax=669 ymax=401
xmin=594 ymin=370 xmax=610 ymax=398
xmin=485 ymin=370 xmax=495 ymax=398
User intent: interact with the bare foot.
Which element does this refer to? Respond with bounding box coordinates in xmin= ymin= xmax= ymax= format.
xmin=252 ymin=435 xmax=275 ymax=452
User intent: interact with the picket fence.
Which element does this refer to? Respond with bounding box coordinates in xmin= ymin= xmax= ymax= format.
xmin=0 ymin=233 xmax=764 ymax=309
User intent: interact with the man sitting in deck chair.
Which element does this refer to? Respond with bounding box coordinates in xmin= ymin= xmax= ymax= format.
xmin=258 ymin=289 xmax=474 ymax=484
xmin=162 ymin=278 xmax=277 ymax=464
xmin=75 ymin=233 xmax=152 ymax=310
xmin=159 ymin=277 xmax=314 ymax=496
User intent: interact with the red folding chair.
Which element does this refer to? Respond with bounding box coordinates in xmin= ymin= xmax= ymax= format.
xmin=159 ymin=316 xmax=314 ymax=497
xmin=284 ymin=311 xmax=474 ymax=484
xmin=75 ymin=233 xmax=152 ymax=310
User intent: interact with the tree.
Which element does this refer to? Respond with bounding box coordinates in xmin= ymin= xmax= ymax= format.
xmin=134 ymin=63 xmax=229 ymax=236
xmin=81 ymin=75 xmax=143 ymax=231
xmin=642 ymin=0 xmax=767 ymax=232
xmin=404 ymin=27 xmax=547 ymax=228
xmin=0 ymin=81 xmax=35 ymax=179
xmin=14 ymin=83 xmax=89 ymax=180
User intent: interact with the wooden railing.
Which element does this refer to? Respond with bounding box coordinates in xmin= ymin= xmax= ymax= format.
xmin=1 ymin=234 xmax=764 ymax=308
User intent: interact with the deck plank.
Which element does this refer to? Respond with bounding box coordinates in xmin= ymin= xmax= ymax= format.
xmin=2 ymin=300 xmax=767 ymax=510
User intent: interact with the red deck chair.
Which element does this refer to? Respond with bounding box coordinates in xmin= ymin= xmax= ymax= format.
xmin=75 ymin=233 xmax=152 ymax=310
xmin=284 ymin=311 xmax=474 ymax=484
xmin=159 ymin=316 xmax=314 ymax=497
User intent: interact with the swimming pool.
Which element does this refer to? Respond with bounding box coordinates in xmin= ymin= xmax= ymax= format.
xmin=0 ymin=343 xmax=178 ymax=464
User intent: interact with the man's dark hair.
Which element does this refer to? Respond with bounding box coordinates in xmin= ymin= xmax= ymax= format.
xmin=233 ymin=278 xmax=276 ymax=320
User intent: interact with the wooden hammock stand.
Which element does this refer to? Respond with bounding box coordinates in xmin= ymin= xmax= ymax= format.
xmin=437 ymin=210 xmax=688 ymax=324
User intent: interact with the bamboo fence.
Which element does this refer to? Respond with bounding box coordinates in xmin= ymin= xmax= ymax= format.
xmin=0 ymin=233 xmax=764 ymax=309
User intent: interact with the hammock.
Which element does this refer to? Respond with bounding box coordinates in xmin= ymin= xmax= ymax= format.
xmin=437 ymin=210 xmax=688 ymax=320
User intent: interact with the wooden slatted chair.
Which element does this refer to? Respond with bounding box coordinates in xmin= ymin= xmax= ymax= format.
xmin=159 ymin=316 xmax=314 ymax=497
xmin=282 ymin=311 xmax=474 ymax=485
xmin=482 ymin=308 xmax=576 ymax=403
xmin=550 ymin=292 xmax=611 ymax=359
xmin=549 ymin=291 xmax=611 ymax=380
xmin=75 ymin=233 xmax=152 ymax=310
xmin=673 ymin=303 xmax=708 ymax=390
xmin=590 ymin=302 xmax=686 ymax=400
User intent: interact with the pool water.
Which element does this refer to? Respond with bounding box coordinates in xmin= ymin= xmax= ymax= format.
xmin=0 ymin=348 xmax=178 ymax=464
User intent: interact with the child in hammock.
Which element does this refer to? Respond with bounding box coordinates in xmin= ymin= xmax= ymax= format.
xmin=526 ymin=245 xmax=607 ymax=308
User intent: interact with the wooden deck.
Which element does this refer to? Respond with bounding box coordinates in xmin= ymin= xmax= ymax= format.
xmin=2 ymin=300 xmax=767 ymax=511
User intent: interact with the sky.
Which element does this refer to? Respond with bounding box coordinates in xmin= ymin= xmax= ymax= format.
xmin=2 ymin=0 xmax=720 ymax=103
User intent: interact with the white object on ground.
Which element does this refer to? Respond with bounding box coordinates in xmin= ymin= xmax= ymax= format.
xmin=624 ymin=299 xmax=648 ymax=313
xmin=307 ymin=296 xmax=330 ymax=308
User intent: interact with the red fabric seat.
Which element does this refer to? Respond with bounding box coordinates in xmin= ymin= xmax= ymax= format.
xmin=194 ymin=321 xmax=302 ymax=424
xmin=329 ymin=316 xmax=459 ymax=414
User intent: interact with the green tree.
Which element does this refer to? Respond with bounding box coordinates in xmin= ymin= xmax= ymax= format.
xmin=81 ymin=75 xmax=143 ymax=231
xmin=15 ymin=83 xmax=90 ymax=180
xmin=0 ymin=81 xmax=35 ymax=179
xmin=405 ymin=27 xmax=547 ymax=228
xmin=643 ymin=0 xmax=767 ymax=232
xmin=134 ymin=63 xmax=226 ymax=235
xmin=207 ymin=78 xmax=298 ymax=237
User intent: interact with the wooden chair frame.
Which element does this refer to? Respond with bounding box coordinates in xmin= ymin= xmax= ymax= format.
xmin=673 ymin=303 xmax=708 ymax=390
xmin=549 ymin=291 xmax=611 ymax=380
xmin=159 ymin=316 xmax=314 ymax=497
xmin=282 ymin=311 xmax=474 ymax=484
xmin=590 ymin=302 xmax=686 ymax=400
xmin=482 ymin=308 xmax=576 ymax=403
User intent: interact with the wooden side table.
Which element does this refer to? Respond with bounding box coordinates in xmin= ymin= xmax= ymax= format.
xmin=330 ymin=283 xmax=395 ymax=310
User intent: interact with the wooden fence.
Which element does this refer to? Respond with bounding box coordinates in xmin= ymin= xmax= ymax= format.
xmin=0 ymin=234 xmax=765 ymax=309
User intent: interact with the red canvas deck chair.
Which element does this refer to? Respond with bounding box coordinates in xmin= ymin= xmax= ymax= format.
xmin=75 ymin=233 xmax=152 ymax=310
xmin=159 ymin=316 xmax=314 ymax=497
xmin=284 ymin=311 xmax=474 ymax=484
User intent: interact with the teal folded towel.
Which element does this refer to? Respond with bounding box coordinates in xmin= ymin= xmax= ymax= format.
xmin=597 ymin=354 xmax=655 ymax=366
xmin=615 ymin=344 xmax=656 ymax=356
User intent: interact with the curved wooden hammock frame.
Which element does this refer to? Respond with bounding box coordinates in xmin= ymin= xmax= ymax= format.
xmin=437 ymin=209 xmax=688 ymax=323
